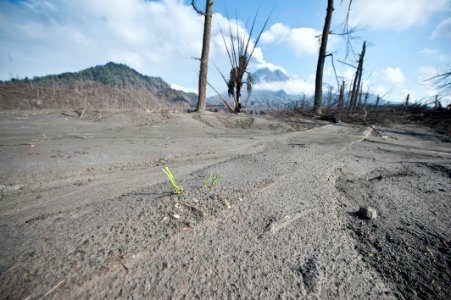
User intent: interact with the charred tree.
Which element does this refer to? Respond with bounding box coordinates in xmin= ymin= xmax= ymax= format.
xmin=405 ymin=93 xmax=410 ymax=106
xmin=325 ymin=86 xmax=333 ymax=114
xmin=217 ymin=12 xmax=270 ymax=113
xmin=357 ymin=85 xmax=363 ymax=107
xmin=425 ymin=70 xmax=451 ymax=93
xmin=337 ymin=80 xmax=345 ymax=112
xmin=349 ymin=41 xmax=366 ymax=112
xmin=192 ymin=0 xmax=213 ymax=113
xmin=364 ymin=88 xmax=369 ymax=107
xmin=313 ymin=0 xmax=334 ymax=115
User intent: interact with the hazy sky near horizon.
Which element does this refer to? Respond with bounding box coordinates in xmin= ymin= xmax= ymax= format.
xmin=1 ymin=0 xmax=450 ymax=104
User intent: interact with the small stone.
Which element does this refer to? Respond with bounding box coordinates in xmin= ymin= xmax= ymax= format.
xmin=173 ymin=214 xmax=181 ymax=219
xmin=1 ymin=185 xmax=23 ymax=192
xmin=223 ymin=199 xmax=231 ymax=209
xmin=357 ymin=206 xmax=377 ymax=219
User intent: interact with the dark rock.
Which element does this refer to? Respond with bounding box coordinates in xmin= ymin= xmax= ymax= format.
xmin=299 ymin=257 xmax=320 ymax=293
xmin=357 ymin=206 xmax=378 ymax=219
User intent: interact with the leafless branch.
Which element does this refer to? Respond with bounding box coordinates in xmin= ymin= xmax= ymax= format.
xmin=206 ymin=81 xmax=235 ymax=113
xmin=337 ymin=59 xmax=357 ymax=69
xmin=191 ymin=0 xmax=206 ymax=16
xmin=424 ymin=70 xmax=451 ymax=92
xmin=326 ymin=53 xmax=341 ymax=88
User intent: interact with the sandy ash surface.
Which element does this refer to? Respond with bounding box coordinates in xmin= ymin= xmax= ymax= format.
xmin=0 ymin=110 xmax=449 ymax=299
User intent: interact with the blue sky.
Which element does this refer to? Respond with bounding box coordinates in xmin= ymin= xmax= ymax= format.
xmin=1 ymin=0 xmax=450 ymax=104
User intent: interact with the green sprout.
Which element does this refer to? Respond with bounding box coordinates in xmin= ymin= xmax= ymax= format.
xmin=162 ymin=166 xmax=183 ymax=194
xmin=205 ymin=172 xmax=221 ymax=188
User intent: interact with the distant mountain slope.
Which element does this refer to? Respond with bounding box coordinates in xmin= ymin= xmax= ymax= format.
xmin=252 ymin=68 xmax=290 ymax=83
xmin=208 ymin=67 xmax=389 ymax=111
xmin=0 ymin=62 xmax=196 ymax=110
xmin=207 ymin=67 xmax=300 ymax=110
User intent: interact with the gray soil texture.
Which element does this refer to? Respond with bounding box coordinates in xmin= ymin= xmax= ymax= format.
xmin=0 ymin=110 xmax=449 ymax=299
xmin=336 ymin=126 xmax=451 ymax=299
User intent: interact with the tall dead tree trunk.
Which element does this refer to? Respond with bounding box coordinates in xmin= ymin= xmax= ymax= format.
xmin=313 ymin=0 xmax=334 ymax=115
xmin=375 ymin=94 xmax=380 ymax=110
xmin=404 ymin=93 xmax=410 ymax=106
xmin=337 ymin=80 xmax=345 ymax=112
xmin=349 ymin=41 xmax=366 ymax=113
xmin=357 ymin=85 xmax=363 ymax=107
xmin=325 ymin=86 xmax=333 ymax=114
xmin=364 ymin=88 xmax=369 ymax=107
xmin=192 ymin=0 xmax=213 ymax=113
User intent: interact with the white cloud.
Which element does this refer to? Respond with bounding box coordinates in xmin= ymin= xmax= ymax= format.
xmin=345 ymin=0 xmax=449 ymax=30
xmin=0 ymin=0 xmax=207 ymax=83
xmin=374 ymin=85 xmax=388 ymax=97
xmin=261 ymin=23 xmax=320 ymax=56
xmin=419 ymin=48 xmax=438 ymax=56
xmin=251 ymin=47 xmax=288 ymax=74
xmin=254 ymin=78 xmax=315 ymax=95
xmin=342 ymin=68 xmax=355 ymax=83
xmin=418 ymin=65 xmax=439 ymax=80
xmin=430 ymin=17 xmax=451 ymax=39
xmin=23 ymin=0 xmax=58 ymax=13
xmin=419 ymin=48 xmax=450 ymax=62
xmin=0 ymin=0 xmax=280 ymax=94
xmin=170 ymin=83 xmax=197 ymax=94
xmin=380 ymin=67 xmax=405 ymax=85
xmin=416 ymin=66 xmax=449 ymax=104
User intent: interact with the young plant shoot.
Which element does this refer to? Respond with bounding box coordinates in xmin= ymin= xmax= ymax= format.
xmin=205 ymin=172 xmax=221 ymax=188
xmin=162 ymin=166 xmax=183 ymax=194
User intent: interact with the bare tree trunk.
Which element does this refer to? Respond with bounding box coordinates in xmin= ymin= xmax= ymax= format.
xmin=375 ymin=94 xmax=380 ymax=110
xmin=300 ymin=94 xmax=306 ymax=111
xmin=434 ymin=94 xmax=440 ymax=109
xmin=357 ymin=85 xmax=363 ymax=107
xmin=346 ymin=81 xmax=353 ymax=108
xmin=404 ymin=93 xmax=410 ymax=106
xmin=364 ymin=88 xmax=369 ymax=107
xmin=192 ymin=0 xmax=213 ymax=113
xmin=338 ymin=80 xmax=345 ymax=112
xmin=235 ymin=74 xmax=242 ymax=112
xmin=313 ymin=0 xmax=334 ymax=115
xmin=326 ymin=86 xmax=333 ymax=114
xmin=349 ymin=41 xmax=366 ymax=113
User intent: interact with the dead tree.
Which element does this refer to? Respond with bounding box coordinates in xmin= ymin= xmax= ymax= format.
xmin=405 ymin=93 xmax=410 ymax=107
xmin=313 ymin=0 xmax=334 ymax=115
xmin=349 ymin=41 xmax=366 ymax=112
xmin=357 ymin=85 xmax=363 ymax=107
xmin=217 ymin=12 xmax=270 ymax=113
xmin=425 ymin=70 xmax=451 ymax=93
xmin=325 ymin=86 xmax=333 ymax=113
xmin=192 ymin=0 xmax=213 ymax=113
xmin=364 ymin=88 xmax=369 ymax=107
xmin=337 ymin=80 xmax=345 ymax=112
xmin=375 ymin=94 xmax=380 ymax=110
xmin=434 ymin=94 xmax=440 ymax=109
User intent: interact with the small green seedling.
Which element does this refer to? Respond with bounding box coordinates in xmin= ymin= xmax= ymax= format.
xmin=205 ymin=172 xmax=221 ymax=188
xmin=162 ymin=167 xmax=183 ymax=194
